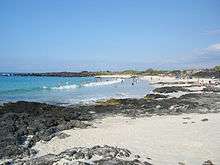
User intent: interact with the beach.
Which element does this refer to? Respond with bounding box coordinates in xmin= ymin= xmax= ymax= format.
xmin=33 ymin=113 xmax=220 ymax=165
xmin=0 ymin=75 xmax=220 ymax=164
xmin=1 ymin=0 xmax=220 ymax=164
xmin=31 ymin=75 xmax=220 ymax=164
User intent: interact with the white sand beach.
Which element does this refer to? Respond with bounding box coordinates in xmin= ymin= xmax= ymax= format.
xmin=142 ymin=75 xmax=220 ymax=98
xmin=30 ymin=75 xmax=220 ymax=165
xmin=33 ymin=113 xmax=220 ymax=165
xmin=142 ymin=76 xmax=216 ymax=86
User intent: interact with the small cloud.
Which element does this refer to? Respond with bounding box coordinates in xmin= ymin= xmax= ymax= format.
xmin=206 ymin=43 xmax=220 ymax=52
xmin=176 ymin=43 xmax=220 ymax=69
xmin=193 ymin=43 xmax=220 ymax=65
xmin=196 ymin=43 xmax=220 ymax=54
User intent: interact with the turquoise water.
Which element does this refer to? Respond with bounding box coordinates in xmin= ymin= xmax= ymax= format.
xmin=0 ymin=76 xmax=152 ymax=105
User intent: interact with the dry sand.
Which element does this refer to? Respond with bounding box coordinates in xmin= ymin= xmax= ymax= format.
xmin=142 ymin=75 xmax=219 ymax=98
xmin=33 ymin=113 xmax=220 ymax=165
xmin=142 ymin=76 xmax=215 ymax=85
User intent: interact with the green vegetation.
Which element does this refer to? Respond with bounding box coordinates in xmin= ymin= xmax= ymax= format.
xmin=144 ymin=94 xmax=167 ymax=100
xmin=94 ymin=67 xmax=220 ymax=77
xmin=214 ymin=65 xmax=220 ymax=72
xmin=144 ymin=95 xmax=153 ymax=100
xmin=95 ymin=71 xmax=113 ymax=76
xmin=94 ymin=69 xmax=172 ymax=76
xmin=141 ymin=69 xmax=169 ymax=75
xmin=120 ymin=70 xmax=140 ymax=75
xmin=96 ymin=99 xmax=122 ymax=106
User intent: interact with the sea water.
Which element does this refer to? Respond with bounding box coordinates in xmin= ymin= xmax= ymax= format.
xmin=0 ymin=76 xmax=152 ymax=105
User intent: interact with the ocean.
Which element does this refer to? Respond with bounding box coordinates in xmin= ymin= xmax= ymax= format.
xmin=0 ymin=76 xmax=152 ymax=105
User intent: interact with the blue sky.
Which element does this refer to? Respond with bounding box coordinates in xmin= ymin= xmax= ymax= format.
xmin=0 ymin=0 xmax=220 ymax=72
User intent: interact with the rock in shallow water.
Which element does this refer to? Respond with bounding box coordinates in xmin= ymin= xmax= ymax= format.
xmin=202 ymin=160 xmax=214 ymax=165
xmin=144 ymin=94 xmax=168 ymax=100
xmin=153 ymin=86 xmax=191 ymax=93
xmin=201 ymin=118 xmax=209 ymax=122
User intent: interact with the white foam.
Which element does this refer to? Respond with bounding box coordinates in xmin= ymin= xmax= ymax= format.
xmin=51 ymin=84 xmax=78 ymax=90
xmin=83 ymin=79 xmax=122 ymax=87
xmin=42 ymin=79 xmax=122 ymax=90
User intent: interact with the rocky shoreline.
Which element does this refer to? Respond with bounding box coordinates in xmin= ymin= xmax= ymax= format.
xmin=2 ymin=65 xmax=219 ymax=78
xmin=11 ymin=145 xmax=152 ymax=165
xmin=0 ymin=79 xmax=220 ymax=164
xmin=13 ymin=71 xmax=96 ymax=77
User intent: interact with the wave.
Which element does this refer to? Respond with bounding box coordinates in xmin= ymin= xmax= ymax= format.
xmin=43 ymin=79 xmax=122 ymax=90
xmin=50 ymin=84 xmax=78 ymax=90
xmin=1 ymin=79 xmax=123 ymax=94
xmin=82 ymin=79 xmax=122 ymax=87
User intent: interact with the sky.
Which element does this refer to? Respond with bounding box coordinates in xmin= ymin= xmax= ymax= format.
xmin=0 ymin=0 xmax=220 ymax=72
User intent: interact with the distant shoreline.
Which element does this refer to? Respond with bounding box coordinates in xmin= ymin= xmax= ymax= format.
xmin=1 ymin=65 xmax=220 ymax=78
